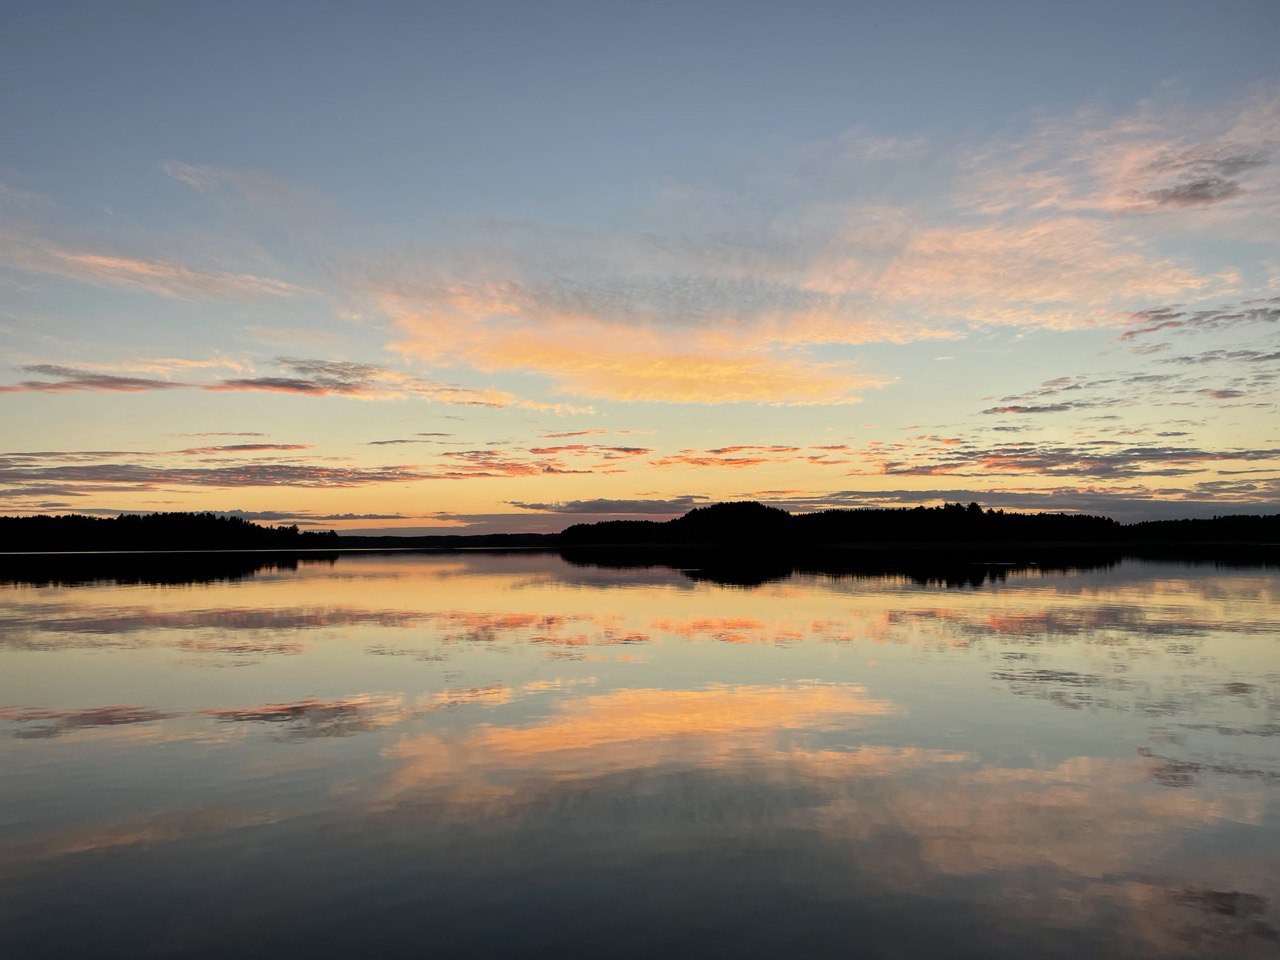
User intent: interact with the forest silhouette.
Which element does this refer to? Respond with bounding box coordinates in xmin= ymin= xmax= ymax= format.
xmin=2 ymin=501 xmax=1277 ymax=552
xmin=0 ymin=512 xmax=340 ymax=552
xmin=1 ymin=503 xmax=1276 ymax=590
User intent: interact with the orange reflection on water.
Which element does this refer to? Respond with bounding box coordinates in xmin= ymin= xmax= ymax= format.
xmin=383 ymin=682 xmax=899 ymax=802
xmin=3 ymin=555 xmax=1279 ymax=959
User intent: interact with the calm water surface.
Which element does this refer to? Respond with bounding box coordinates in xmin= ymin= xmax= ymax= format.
xmin=1 ymin=553 xmax=1277 ymax=958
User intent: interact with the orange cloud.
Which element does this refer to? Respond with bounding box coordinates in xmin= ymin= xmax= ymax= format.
xmin=959 ymin=90 xmax=1280 ymax=227
xmin=865 ymin=217 xmax=1231 ymax=329
xmin=649 ymin=444 xmax=862 ymax=470
xmin=378 ymin=288 xmax=880 ymax=405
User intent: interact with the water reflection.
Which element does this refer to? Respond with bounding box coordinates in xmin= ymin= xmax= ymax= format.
xmin=559 ymin=544 xmax=1130 ymax=588
xmin=0 ymin=553 xmax=1277 ymax=958
xmin=0 ymin=550 xmax=338 ymax=587
xmin=560 ymin=544 xmax=1279 ymax=588
xmin=0 ymin=704 xmax=178 ymax=739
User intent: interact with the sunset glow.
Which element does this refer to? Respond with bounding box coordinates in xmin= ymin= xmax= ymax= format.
xmin=1 ymin=3 xmax=1276 ymax=530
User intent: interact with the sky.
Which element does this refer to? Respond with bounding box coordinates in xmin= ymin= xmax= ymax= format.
xmin=1 ymin=0 xmax=1278 ymax=532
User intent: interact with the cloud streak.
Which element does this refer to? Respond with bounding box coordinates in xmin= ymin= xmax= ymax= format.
xmin=0 ymin=365 xmax=191 ymax=394
xmin=0 ymin=357 xmax=579 ymax=412
xmin=1118 ymin=297 xmax=1280 ymax=343
xmin=871 ymin=438 xmax=1280 ymax=479
xmin=0 ymin=460 xmax=431 ymax=491
xmin=206 ymin=357 xmax=518 ymax=407
xmin=0 ymin=232 xmax=308 ymax=301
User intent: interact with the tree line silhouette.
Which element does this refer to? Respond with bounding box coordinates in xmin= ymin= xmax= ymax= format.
xmin=558 ymin=501 xmax=1280 ymax=545
xmin=0 ymin=512 xmax=339 ymax=553
xmin=2 ymin=502 xmax=1277 ymax=554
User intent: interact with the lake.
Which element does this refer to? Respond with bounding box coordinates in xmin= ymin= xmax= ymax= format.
xmin=1 ymin=552 xmax=1277 ymax=958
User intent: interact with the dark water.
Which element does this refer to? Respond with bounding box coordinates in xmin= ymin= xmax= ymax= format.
xmin=1 ymin=553 xmax=1277 ymax=959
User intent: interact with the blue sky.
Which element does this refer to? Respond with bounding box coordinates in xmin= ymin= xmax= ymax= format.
xmin=2 ymin=1 xmax=1278 ymax=530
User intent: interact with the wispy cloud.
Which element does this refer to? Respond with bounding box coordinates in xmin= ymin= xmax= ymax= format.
xmin=0 ymin=460 xmax=432 ymax=491
xmin=1118 ymin=297 xmax=1280 ymax=343
xmin=208 ymin=357 xmax=589 ymax=412
xmin=0 ymin=365 xmax=191 ymax=393
xmin=650 ymin=444 xmax=855 ymax=470
xmin=176 ymin=443 xmax=312 ymax=456
xmin=868 ymin=437 xmax=1280 ymax=480
xmin=508 ymin=496 xmax=709 ymax=516
xmin=958 ymin=90 xmax=1280 ymax=223
xmin=162 ymin=160 xmax=335 ymax=222
xmin=173 ymin=431 xmax=267 ymax=438
xmin=0 ymin=232 xmax=309 ymax=301
xmin=430 ymin=449 xmax=594 ymax=479
xmin=0 ymin=356 xmax=581 ymax=412
xmin=981 ymin=351 xmax=1279 ymax=415
xmin=527 ymin=444 xmax=652 ymax=458
xmin=540 ymin=429 xmax=609 ymax=439
xmin=863 ymin=217 xmax=1228 ymax=330
xmin=0 ymin=436 xmax=673 ymax=501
